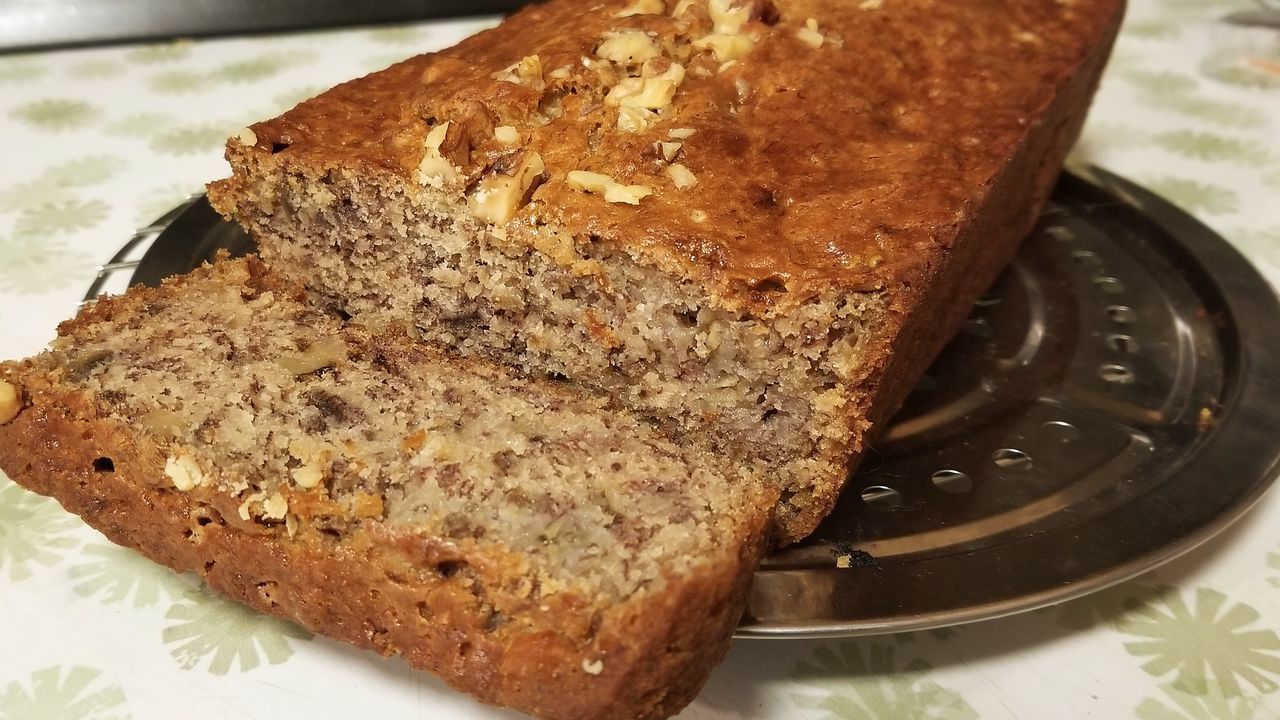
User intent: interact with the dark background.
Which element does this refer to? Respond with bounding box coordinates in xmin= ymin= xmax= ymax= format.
xmin=0 ymin=0 xmax=535 ymax=52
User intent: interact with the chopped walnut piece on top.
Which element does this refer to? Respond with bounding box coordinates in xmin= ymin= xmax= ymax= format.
xmin=666 ymin=163 xmax=698 ymax=188
xmin=416 ymin=121 xmax=460 ymax=187
xmin=597 ymin=30 xmax=662 ymax=66
xmin=797 ymin=18 xmax=825 ymax=48
xmin=618 ymin=106 xmax=659 ymax=133
xmin=615 ymin=0 xmax=664 ymax=16
xmin=693 ymin=33 xmax=755 ymax=63
xmin=469 ymin=151 xmax=547 ymax=224
xmin=606 ymin=61 xmax=686 ymax=109
xmin=491 ymin=54 xmax=546 ymax=90
xmin=708 ymin=0 xmax=752 ymax=33
xmin=566 ymin=170 xmax=653 ymax=204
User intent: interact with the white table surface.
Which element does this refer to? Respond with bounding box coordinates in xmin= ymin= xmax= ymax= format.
xmin=2 ymin=2 xmax=1279 ymax=718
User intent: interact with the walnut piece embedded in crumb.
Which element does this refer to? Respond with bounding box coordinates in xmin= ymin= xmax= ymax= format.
xmin=566 ymin=170 xmax=653 ymax=204
xmin=582 ymin=658 xmax=605 ymax=675
xmin=659 ymin=141 xmax=682 ymax=161
xmin=493 ymin=125 xmax=520 ymax=144
xmin=237 ymin=492 xmax=262 ymax=521
xmin=235 ymin=127 xmax=257 ymax=146
xmin=165 ymin=454 xmax=207 ymax=492
xmin=292 ymin=464 xmax=324 ymax=489
xmin=261 ymin=492 xmax=288 ymax=520
xmin=668 ymin=127 xmax=697 ymax=139
xmin=277 ymin=336 xmax=347 ymax=375
xmin=288 ymin=436 xmax=336 ymax=489
xmin=0 ymin=380 xmax=21 ymax=425
xmin=139 ymin=408 xmax=185 ymax=439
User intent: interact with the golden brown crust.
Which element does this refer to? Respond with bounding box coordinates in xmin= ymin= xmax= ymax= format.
xmin=220 ymin=0 xmax=1124 ymax=308
xmin=207 ymin=0 xmax=1125 ymax=546
xmin=0 ymin=343 xmax=773 ymax=720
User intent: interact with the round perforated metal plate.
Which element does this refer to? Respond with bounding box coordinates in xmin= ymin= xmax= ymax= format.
xmin=113 ymin=168 xmax=1280 ymax=638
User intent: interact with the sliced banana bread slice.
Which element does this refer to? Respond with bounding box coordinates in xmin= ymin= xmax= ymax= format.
xmin=0 ymin=257 xmax=774 ymax=720
xmin=208 ymin=0 xmax=1124 ymax=542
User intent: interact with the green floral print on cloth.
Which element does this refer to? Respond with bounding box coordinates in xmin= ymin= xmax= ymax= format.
xmin=1115 ymin=586 xmax=1280 ymax=697
xmin=8 ymin=98 xmax=102 ymax=132
xmin=0 ymin=233 xmax=95 ymax=294
xmin=70 ymin=544 xmax=194 ymax=609
xmin=791 ymin=642 xmax=979 ymax=720
xmin=0 ymin=666 xmax=127 ymax=720
xmin=0 ymin=474 xmax=80 ymax=582
xmin=163 ymin=586 xmax=312 ymax=675
xmin=1136 ymin=682 xmax=1265 ymax=720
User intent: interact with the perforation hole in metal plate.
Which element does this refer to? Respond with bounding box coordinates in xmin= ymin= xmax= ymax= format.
xmin=1099 ymin=363 xmax=1136 ymax=384
xmin=1040 ymin=420 xmax=1081 ymax=443
xmin=991 ymin=448 xmax=1034 ymax=472
xmin=860 ymin=485 xmax=904 ymax=508
xmin=1093 ymin=276 xmax=1126 ymax=294
xmin=1045 ymin=224 xmax=1074 ymax=242
xmin=931 ymin=469 xmax=973 ymax=494
xmin=1106 ymin=305 xmax=1138 ymax=323
xmin=1072 ymin=249 xmax=1104 ymax=268
xmin=1106 ymin=334 xmax=1140 ymax=353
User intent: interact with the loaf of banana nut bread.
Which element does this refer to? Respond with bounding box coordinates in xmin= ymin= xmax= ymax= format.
xmin=0 ymin=258 xmax=775 ymax=720
xmin=210 ymin=0 xmax=1124 ymax=543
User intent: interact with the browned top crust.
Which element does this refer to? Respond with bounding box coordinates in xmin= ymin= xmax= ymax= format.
xmin=237 ymin=0 xmax=1123 ymax=307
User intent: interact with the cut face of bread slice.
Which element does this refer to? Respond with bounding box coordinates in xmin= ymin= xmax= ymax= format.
xmin=0 ymin=258 xmax=774 ymax=720
xmin=208 ymin=0 xmax=1125 ymax=542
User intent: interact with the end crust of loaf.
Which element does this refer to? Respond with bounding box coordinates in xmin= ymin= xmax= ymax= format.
xmin=0 ymin=259 xmax=776 ymax=720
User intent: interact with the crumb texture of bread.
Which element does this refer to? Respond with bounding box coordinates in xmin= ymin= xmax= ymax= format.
xmin=0 ymin=258 xmax=774 ymax=720
xmin=209 ymin=0 xmax=1125 ymax=541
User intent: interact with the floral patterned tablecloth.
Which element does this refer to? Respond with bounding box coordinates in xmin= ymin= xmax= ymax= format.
xmin=2 ymin=1 xmax=1279 ymax=718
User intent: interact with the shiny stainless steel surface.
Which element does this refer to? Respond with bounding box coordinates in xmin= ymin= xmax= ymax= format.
xmin=113 ymin=168 xmax=1280 ymax=639
xmin=744 ymin=167 xmax=1280 ymax=637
